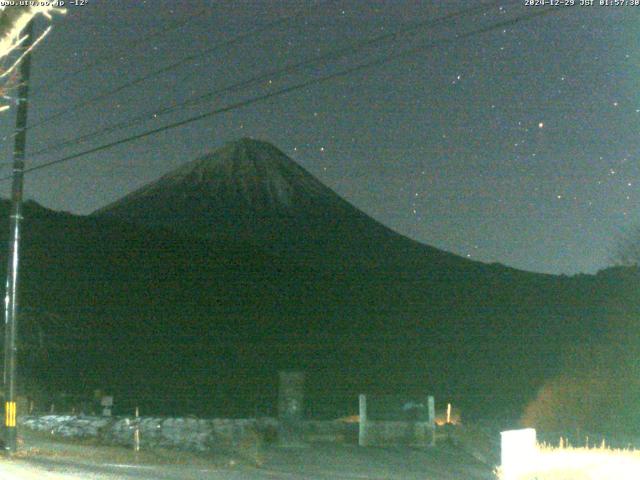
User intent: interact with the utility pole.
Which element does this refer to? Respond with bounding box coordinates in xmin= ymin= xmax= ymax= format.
xmin=3 ymin=19 xmax=34 ymax=454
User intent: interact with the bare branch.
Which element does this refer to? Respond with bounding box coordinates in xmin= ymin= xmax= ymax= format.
xmin=0 ymin=5 xmax=65 ymax=111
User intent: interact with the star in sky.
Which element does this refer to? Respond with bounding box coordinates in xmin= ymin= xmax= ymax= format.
xmin=0 ymin=1 xmax=636 ymax=275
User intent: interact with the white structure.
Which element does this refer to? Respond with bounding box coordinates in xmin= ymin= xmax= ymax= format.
xmin=500 ymin=428 xmax=537 ymax=479
xmin=427 ymin=396 xmax=435 ymax=446
xmin=358 ymin=394 xmax=368 ymax=446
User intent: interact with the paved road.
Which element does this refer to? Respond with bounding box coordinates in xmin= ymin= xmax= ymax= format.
xmin=0 ymin=458 xmax=384 ymax=480
xmin=1 ymin=458 xmax=258 ymax=479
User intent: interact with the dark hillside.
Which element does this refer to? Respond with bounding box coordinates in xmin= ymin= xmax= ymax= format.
xmin=0 ymin=141 xmax=634 ymax=419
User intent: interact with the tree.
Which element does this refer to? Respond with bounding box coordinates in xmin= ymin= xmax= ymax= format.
xmin=521 ymin=341 xmax=640 ymax=437
xmin=0 ymin=4 xmax=65 ymax=111
xmin=612 ymin=226 xmax=640 ymax=267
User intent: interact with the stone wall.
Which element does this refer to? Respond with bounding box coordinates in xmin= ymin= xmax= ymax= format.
xmin=19 ymin=415 xmax=278 ymax=452
xmin=19 ymin=415 xmax=420 ymax=451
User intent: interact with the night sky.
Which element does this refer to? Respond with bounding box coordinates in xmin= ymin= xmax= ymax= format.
xmin=0 ymin=0 xmax=637 ymax=275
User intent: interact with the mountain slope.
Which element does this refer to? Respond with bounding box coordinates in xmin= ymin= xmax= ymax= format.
xmin=94 ymin=137 xmax=466 ymax=271
xmin=89 ymin=138 xmax=640 ymax=416
xmin=0 ymin=140 xmax=634 ymax=420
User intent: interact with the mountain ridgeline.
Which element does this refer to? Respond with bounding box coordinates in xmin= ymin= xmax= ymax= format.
xmin=2 ymin=138 xmax=637 ymax=419
xmin=95 ymin=138 xmax=464 ymax=272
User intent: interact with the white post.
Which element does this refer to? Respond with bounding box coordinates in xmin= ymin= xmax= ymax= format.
xmin=278 ymin=371 xmax=305 ymax=446
xmin=500 ymin=428 xmax=537 ymax=480
xmin=358 ymin=394 xmax=368 ymax=447
xmin=134 ymin=406 xmax=140 ymax=452
xmin=427 ymin=396 xmax=435 ymax=447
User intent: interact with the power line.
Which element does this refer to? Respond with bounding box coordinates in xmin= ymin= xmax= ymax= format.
xmin=30 ymin=8 xmax=208 ymax=98
xmin=26 ymin=0 xmax=332 ymax=131
xmin=18 ymin=6 xmax=562 ymax=177
xmin=26 ymin=0 xmax=508 ymax=160
xmin=4 ymin=7 xmax=566 ymax=181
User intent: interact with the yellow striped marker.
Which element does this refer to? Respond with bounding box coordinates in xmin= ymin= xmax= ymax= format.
xmin=5 ymin=401 xmax=16 ymax=427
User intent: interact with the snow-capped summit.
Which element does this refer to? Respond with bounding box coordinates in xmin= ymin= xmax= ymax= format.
xmin=97 ymin=138 xmax=345 ymax=218
xmin=95 ymin=138 xmax=459 ymax=269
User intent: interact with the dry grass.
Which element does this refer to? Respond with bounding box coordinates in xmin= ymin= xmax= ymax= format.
xmin=496 ymin=443 xmax=640 ymax=480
